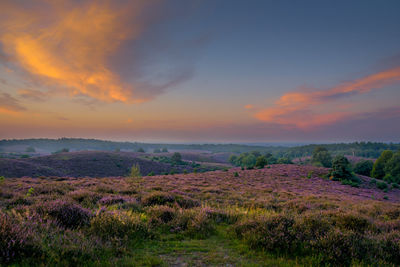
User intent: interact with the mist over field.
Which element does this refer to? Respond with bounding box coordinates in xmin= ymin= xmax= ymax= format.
xmin=1 ymin=1 xmax=400 ymax=266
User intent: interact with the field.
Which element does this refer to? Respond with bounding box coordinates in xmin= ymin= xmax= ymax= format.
xmin=1 ymin=164 xmax=400 ymax=266
xmin=0 ymin=151 xmax=228 ymax=178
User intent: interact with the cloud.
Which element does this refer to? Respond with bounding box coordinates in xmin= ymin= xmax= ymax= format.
xmin=255 ymin=66 xmax=400 ymax=128
xmin=0 ymin=0 xmax=200 ymax=104
xmin=0 ymin=92 xmax=26 ymax=114
xmin=18 ymin=89 xmax=49 ymax=102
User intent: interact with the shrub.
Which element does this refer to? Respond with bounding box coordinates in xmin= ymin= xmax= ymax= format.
xmin=330 ymin=155 xmax=355 ymax=182
xmin=377 ymin=181 xmax=388 ymax=190
xmin=277 ymin=157 xmax=293 ymax=164
xmin=354 ymin=160 xmax=374 ymax=176
xmin=234 ymin=172 xmax=239 ymax=177
xmin=0 ymin=212 xmax=38 ymax=263
xmin=25 ymin=146 xmax=36 ymax=152
xmin=147 ymin=205 xmax=176 ymax=225
xmin=130 ymin=163 xmax=141 ymax=178
xmin=68 ymin=190 xmax=101 ymax=208
xmin=234 ymin=214 xmax=296 ymax=253
xmin=228 ymin=155 xmax=238 ymax=165
xmin=255 ymin=156 xmax=268 ymax=169
xmin=372 ymin=150 xmax=393 ymax=179
xmin=90 ymin=211 xmax=149 ymax=241
xmin=384 ymin=151 xmax=400 ymax=183
xmin=171 ymin=152 xmax=182 ymax=164
xmin=98 ymin=195 xmax=130 ymax=206
xmin=142 ymin=192 xmax=175 ymax=206
xmin=0 ymin=175 xmax=5 ymax=185
xmin=184 ymin=208 xmax=216 ymax=238
xmin=41 ymin=200 xmax=92 ymax=229
xmin=174 ymin=196 xmax=200 ymax=209
xmin=137 ymin=147 xmax=145 ymax=153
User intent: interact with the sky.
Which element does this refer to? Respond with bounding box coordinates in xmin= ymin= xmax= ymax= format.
xmin=0 ymin=0 xmax=399 ymax=143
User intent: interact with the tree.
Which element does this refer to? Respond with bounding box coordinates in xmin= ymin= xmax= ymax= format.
xmin=331 ymin=155 xmax=354 ymax=181
xmin=25 ymin=146 xmax=36 ymax=152
xmin=354 ymin=160 xmax=374 ymax=176
xmin=255 ymin=156 xmax=268 ymax=169
xmin=229 ymin=155 xmax=238 ymax=165
xmin=264 ymin=153 xmax=277 ymax=164
xmin=277 ymin=157 xmax=293 ymax=164
xmin=242 ymin=154 xmax=257 ymax=168
xmin=130 ymin=163 xmax=141 ymax=178
xmin=371 ymin=150 xmax=393 ymax=179
xmin=153 ymin=148 xmax=161 ymax=153
xmin=137 ymin=147 xmax=145 ymax=153
xmin=312 ymin=146 xmax=332 ymax=167
xmin=162 ymin=148 xmax=168 ymax=152
xmin=171 ymin=152 xmax=182 ymax=164
xmin=383 ymin=151 xmax=400 ymax=183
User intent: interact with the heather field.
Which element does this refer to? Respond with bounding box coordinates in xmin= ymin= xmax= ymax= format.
xmin=1 ymin=165 xmax=400 ymax=266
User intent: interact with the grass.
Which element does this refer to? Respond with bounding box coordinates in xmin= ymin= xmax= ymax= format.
xmin=2 ymin=165 xmax=400 ymax=266
xmin=109 ymin=225 xmax=304 ymax=267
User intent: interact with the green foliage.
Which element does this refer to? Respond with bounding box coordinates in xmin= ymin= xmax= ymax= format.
xmin=0 ymin=176 xmax=5 ymax=185
xmin=242 ymin=154 xmax=256 ymax=169
xmin=372 ymin=150 xmax=393 ymax=179
xmin=354 ymin=160 xmax=374 ymax=176
xmin=330 ymin=155 xmax=357 ymax=183
xmin=130 ymin=163 xmax=141 ymax=178
xmin=147 ymin=171 xmax=155 ymax=176
xmin=277 ymin=157 xmax=293 ymax=164
xmin=234 ymin=172 xmax=239 ymax=177
xmin=312 ymin=146 xmax=332 ymax=167
xmin=384 ymin=151 xmax=400 ymax=183
xmin=228 ymin=155 xmax=238 ymax=165
xmin=255 ymin=156 xmax=267 ymax=169
xmin=153 ymin=148 xmax=161 ymax=153
xmin=137 ymin=147 xmax=145 ymax=153
xmin=26 ymin=187 xmax=35 ymax=198
xmin=162 ymin=148 xmax=168 ymax=152
xmin=25 ymin=146 xmax=36 ymax=152
xmin=264 ymin=153 xmax=277 ymax=164
xmin=171 ymin=152 xmax=182 ymax=164
xmin=377 ymin=181 xmax=388 ymax=190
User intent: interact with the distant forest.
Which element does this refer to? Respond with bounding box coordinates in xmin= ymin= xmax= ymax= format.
xmin=0 ymin=138 xmax=399 ymax=159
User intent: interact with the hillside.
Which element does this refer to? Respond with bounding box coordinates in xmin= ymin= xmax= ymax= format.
xmin=0 ymin=151 xmax=203 ymax=178
xmin=1 ymin=165 xmax=400 ymax=266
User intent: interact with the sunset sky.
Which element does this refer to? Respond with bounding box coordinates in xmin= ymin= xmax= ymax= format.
xmin=0 ymin=0 xmax=399 ymax=143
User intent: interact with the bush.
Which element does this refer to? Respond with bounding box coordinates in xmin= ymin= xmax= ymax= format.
xmin=354 ymin=160 xmax=374 ymax=176
xmin=277 ymin=157 xmax=293 ymax=164
xmin=384 ymin=151 xmax=400 ymax=183
xmin=147 ymin=205 xmax=176 ymax=225
xmin=41 ymin=200 xmax=92 ymax=229
xmin=0 ymin=212 xmax=38 ymax=263
xmin=234 ymin=214 xmax=296 ymax=253
xmin=142 ymin=192 xmax=175 ymax=206
xmin=68 ymin=190 xmax=101 ymax=208
xmin=372 ymin=150 xmax=393 ymax=179
xmin=330 ymin=155 xmax=355 ymax=182
xmin=171 ymin=152 xmax=182 ymax=164
xmin=90 ymin=211 xmax=149 ymax=241
xmin=377 ymin=181 xmax=388 ymax=190
xmin=255 ymin=156 xmax=268 ymax=169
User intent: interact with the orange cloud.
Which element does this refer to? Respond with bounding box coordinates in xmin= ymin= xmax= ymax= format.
xmin=255 ymin=66 xmax=400 ymax=128
xmin=244 ymin=104 xmax=254 ymax=109
xmin=0 ymin=1 xmax=158 ymax=103
xmin=0 ymin=92 xmax=26 ymax=115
